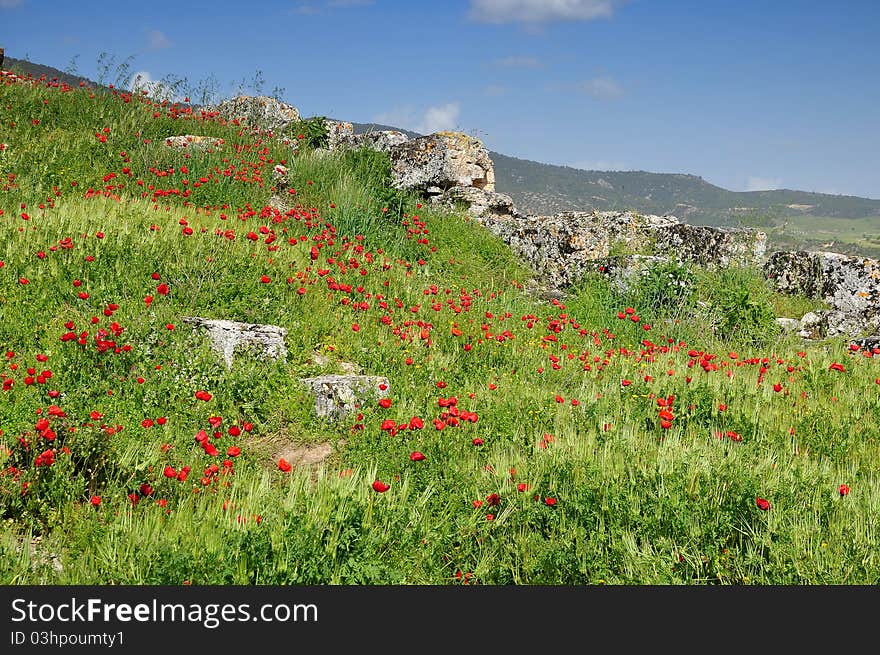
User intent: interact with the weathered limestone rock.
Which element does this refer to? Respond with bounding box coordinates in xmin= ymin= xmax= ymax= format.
xmin=209 ymin=95 xmax=300 ymax=133
xmin=354 ymin=130 xmax=410 ymax=153
xmin=476 ymin=210 xmax=765 ymax=289
xmin=164 ymin=135 xmax=224 ymax=149
xmin=431 ymin=186 xmax=518 ymax=220
xmin=300 ymin=375 xmax=389 ymax=421
xmin=183 ymin=317 xmax=287 ymax=368
xmin=324 ymin=119 xmax=355 ymax=150
xmin=765 ymin=251 xmax=880 ymax=318
xmin=272 ymin=164 xmax=288 ymax=189
xmin=651 ymin=223 xmax=767 ymax=268
xmin=796 ymin=310 xmax=877 ymax=340
xmin=389 ymin=132 xmax=495 ymax=194
xmin=776 ymin=317 xmax=801 ymax=333
xmin=851 ymin=336 xmax=880 ymax=352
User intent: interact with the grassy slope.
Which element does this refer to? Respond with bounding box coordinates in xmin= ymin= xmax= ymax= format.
xmin=1 ymin=68 xmax=879 ymax=585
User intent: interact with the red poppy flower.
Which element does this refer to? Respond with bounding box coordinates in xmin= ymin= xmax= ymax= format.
xmin=839 ymin=484 xmax=850 ymax=497
xmin=378 ymin=398 xmax=392 ymax=409
xmin=409 ymin=451 xmax=426 ymax=461
xmin=90 ymin=495 xmax=101 ymax=507
xmin=372 ymin=479 xmax=390 ymax=492
xmin=545 ymin=497 xmax=557 ymax=506
xmin=755 ymin=497 xmax=771 ymax=511
xmin=278 ymin=458 xmax=292 ymax=472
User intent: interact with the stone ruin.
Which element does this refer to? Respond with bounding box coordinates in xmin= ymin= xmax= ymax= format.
xmin=178 ymin=95 xmax=879 ymax=341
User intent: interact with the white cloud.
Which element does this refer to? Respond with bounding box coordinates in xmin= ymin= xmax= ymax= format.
xmin=469 ymin=0 xmax=619 ymax=25
xmin=579 ymin=75 xmax=623 ymax=100
xmin=129 ymin=71 xmax=186 ymax=103
xmin=420 ymin=102 xmax=461 ymax=133
xmin=0 ymin=0 xmax=23 ymax=8
xmin=147 ymin=29 xmax=172 ymax=50
xmin=374 ymin=102 xmax=461 ymax=135
xmin=745 ymin=176 xmax=782 ymax=191
xmin=493 ymin=55 xmax=540 ymax=69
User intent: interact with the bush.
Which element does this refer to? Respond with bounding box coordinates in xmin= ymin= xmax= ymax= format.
xmin=700 ymin=268 xmax=780 ymax=347
xmin=629 ymin=259 xmax=697 ymax=318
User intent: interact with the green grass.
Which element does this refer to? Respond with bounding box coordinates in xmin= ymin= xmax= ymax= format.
xmin=2 ymin=68 xmax=880 ymax=585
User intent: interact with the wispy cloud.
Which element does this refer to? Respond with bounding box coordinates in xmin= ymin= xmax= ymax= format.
xmin=327 ymin=0 xmax=374 ymax=6
xmin=374 ymin=102 xmax=462 ymax=135
xmin=578 ymin=75 xmax=624 ymax=100
xmin=0 ymin=0 xmax=23 ymax=8
xmin=492 ymin=55 xmax=541 ymax=69
xmin=421 ymin=103 xmax=461 ymax=133
xmin=484 ymin=84 xmax=508 ymax=97
xmin=745 ymin=176 xmax=782 ymax=191
xmin=147 ymin=29 xmax=172 ymax=50
xmin=294 ymin=0 xmax=374 ymax=14
xmin=469 ymin=0 xmax=620 ymax=25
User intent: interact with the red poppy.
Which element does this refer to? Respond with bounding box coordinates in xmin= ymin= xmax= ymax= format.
xmin=409 ymin=451 xmax=426 ymax=461
xmin=378 ymin=398 xmax=392 ymax=409
xmin=545 ymin=497 xmax=557 ymax=506
xmin=90 ymin=495 xmax=101 ymax=507
xmin=372 ymin=479 xmax=390 ymax=492
xmin=278 ymin=458 xmax=292 ymax=472
xmin=839 ymin=484 xmax=850 ymax=497
xmin=756 ymin=497 xmax=771 ymax=511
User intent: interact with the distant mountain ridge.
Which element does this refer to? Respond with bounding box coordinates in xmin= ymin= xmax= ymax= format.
xmin=6 ymin=56 xmax=878 ymax=226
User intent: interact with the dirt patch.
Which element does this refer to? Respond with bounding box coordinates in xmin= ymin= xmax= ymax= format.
xmin=275 ymin=442 xmax=334 ymax=468
xmin=246 ymin=431 xmax=342 ymax=480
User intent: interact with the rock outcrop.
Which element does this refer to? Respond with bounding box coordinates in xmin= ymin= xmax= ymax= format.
xmin=324 ymin=119 xmax=355 ymax=151
xmin=209 ymin=95 xmax=300 ymax=134
xmin=389 ymin=132 xmax=495 ymax=194
xmin=430 ymin=186 xmax=517 ymax=221
xmin=164 ymin=135 xmax=224 ymax=149
xmin=300 ymin=375 xmax=390 ymax=421
xmin=765 ymin=251 xmax=880 ymax=337
xmin=183 ymin=317 xmax=287 ymax=368
xmin=473 ymin=209 xmax=766 ymax=289
xmin=353 ymin=130 xmax=410 ymax=153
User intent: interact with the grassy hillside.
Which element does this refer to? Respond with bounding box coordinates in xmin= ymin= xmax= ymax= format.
xmin=2 ymin=65 xmax=880 ymax=585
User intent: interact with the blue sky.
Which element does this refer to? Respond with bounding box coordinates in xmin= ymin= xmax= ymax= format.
xmin=2 ymin=0 xmax=878 ymax=198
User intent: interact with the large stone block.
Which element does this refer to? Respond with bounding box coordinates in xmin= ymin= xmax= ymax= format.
xmin=300 ymin=375 xmax=390 ymax=421
xmin=208 ymin=95 xmax=300 ymax=134
xmin=183 ymin=317 xmax=287 ymax=369
xmin=389 ymin=132 xmax=495 ymax=193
